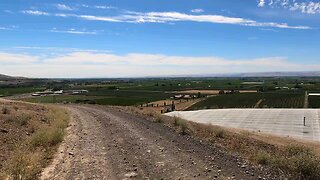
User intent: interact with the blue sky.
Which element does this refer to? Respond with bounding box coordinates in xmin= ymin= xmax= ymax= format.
xmin=0 ymin=0 xmax=320 ymax=78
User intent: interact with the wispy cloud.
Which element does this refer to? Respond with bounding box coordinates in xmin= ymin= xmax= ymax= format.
xmin=0 ymin=26 xmax=18 ymax=31
xmin=94 ymin=5 xmax=116 ymax=9
xmin=50 ymin=28 xmax=98 ymax=35
xmin=22 ymin=10 xmax=49 ymax=16
xmin=3 ymin=10 xmax=13 ymax=14
xmin=14 ymin=46 xmax=111 ymax=53
xmin=55 ymin=4 xmax=75 ymax=11
xmin=191 ymin=9 xmax=204 ymax=13
xmin=79 ymin=4 xmax=116 ymax=10
xmin=258 ymin=0 xmax=320 ymax=14
xmin=22 ymin=9 xmax=311 ymax=29
xmin=1 ymin=51 xmax=320 ymax=78
xmin=0 ymin=27 xmax=10 ymax=30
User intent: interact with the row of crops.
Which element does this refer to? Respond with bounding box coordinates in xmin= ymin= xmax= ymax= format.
xmin=309 ymin=96 xmax=320 ymax=108
xmin=188 ymin=92 xmax=306 ymax=110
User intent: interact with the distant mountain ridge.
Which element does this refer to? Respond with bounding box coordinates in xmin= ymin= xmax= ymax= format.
xmin=169 ymin=71 xmax=320 ymax=78
xmin=228 ymin=71 xmax=320 ymax=77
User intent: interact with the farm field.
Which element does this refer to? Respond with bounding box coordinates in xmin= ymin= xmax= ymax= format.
xmin=0 ymin=87 xmax=45 ymax=97
xmin=309 ymin=96 xmax=320 ymax=108
xmin=23 ymin=90 xmax=174 ymax=106
xmin=2 ymin=77 xmax=320 ymax=108
xmin=188 ymin=92 xmax=305 ymax=110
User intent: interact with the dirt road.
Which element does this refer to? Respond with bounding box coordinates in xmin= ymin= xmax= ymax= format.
xmin=41 ymin=105 xmax=280 ymax=180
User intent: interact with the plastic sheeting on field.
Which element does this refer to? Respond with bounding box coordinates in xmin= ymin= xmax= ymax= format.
xmin=166 ymin=109 xmax=320 ymax=142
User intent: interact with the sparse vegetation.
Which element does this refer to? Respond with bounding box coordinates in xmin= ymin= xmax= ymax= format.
xmin=154 ymin=114 xmax=163 ymax=123
xmin=254 ymin=151 xmax=271 ymax=165
xmin=173 ymin=116 xmax=181 ymax=126
xmin=0 ymin=101 xmax=69 ymax=180
xmin=2 ymin=106 xmax=10 ymax=114
xmin=212 ymin=126 xmax=225 ymax=138
xmin=179 ymin=120 xmax=188 ymax=135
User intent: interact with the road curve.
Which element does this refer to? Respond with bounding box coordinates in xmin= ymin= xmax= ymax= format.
xmin=41 ymin=105 xmax=280 ymax=180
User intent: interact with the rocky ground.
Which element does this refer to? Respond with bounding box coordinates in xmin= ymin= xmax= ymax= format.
xmin=41 ymin=104 xmax=283 ymax=180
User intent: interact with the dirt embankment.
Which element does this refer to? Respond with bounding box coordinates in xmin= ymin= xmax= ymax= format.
xmin=0 ymin=99 xmax=69 ymax=179
xmin=42 ymin=105 xmax=281 ymax=179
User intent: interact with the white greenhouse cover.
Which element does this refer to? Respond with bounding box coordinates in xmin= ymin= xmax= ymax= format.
xmin=166 ymin=109 xmax=320 ymax=142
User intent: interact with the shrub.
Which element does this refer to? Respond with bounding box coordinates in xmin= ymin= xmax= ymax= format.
xmin=285 ymin=144 xmax=312 ymax=157
xmin=31 ymin=128 xmax=64 ymax=148
xmin=173 ymin=116 xmax=181 ymax=127
xmin=179 ymin=120 xmax=188 ymax=135
xmin=267 ymin=145 xmax=320 ymax=180
xmin=17 ymin=115 xmax=30 ymax=126
xmin=155 ymin=115 xmax=163 ymax=123
xmin=2 ymin=107 xmax=10 ymax=114
xmin=255 ymin=151 xmax=272 ymax=165
xmin=7 ymin=149 xmax=44 ymax=180
xmin=213 ymin=126 xmax=225 ymax=138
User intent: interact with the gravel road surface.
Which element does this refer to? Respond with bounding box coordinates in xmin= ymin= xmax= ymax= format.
xmin=41 ymin=105 xmax=280 ymax=180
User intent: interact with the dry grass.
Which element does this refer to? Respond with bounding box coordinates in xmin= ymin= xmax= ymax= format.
xmin=0 ymin=101 xmax=70 ymax=180
xmin=2 ymin=106 xmax=10 ymax=114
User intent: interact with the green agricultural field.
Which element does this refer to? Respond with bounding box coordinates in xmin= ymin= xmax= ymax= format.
xmin=188 ymin=92 xmax=305 ymax=110
xmin=309 ymin=96 xmax=320 ymax=108
xmin=0 ymin=86 xmax=45 ymax=96
xmin=259 ymin=93 xmax=305 ymax=108
xmin=23 ymin=89 xmax=174 ymax=106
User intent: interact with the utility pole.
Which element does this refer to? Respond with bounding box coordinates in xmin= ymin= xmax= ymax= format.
xmin=304 ymin=117 xmax=306 ymax=126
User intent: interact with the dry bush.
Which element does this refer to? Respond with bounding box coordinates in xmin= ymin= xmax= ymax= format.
xmin=212 ymin=126 xmax=225 ymax=138
xmin=2 ymin=106 xmax=10 ymax=114
xmin=154 ymin=115 xmax=164 ymax=123
xmin=254 ymin=151 xmax=272 ymax=165
xmin=178 ymin=119 xmax=189 ymax=135
xmin=6 ymin=148 xmax=44 ymax=180
xmin=173 ymin=116 xmax=182 ymax=127
xmin=31 ymin=128 xmax=64 ymax=148
xmin=281 ymin=144 xmax=320 ymax=180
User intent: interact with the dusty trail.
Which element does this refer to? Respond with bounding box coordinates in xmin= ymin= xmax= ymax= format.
xmin=41 ymin=105 xmax=280 ymax=180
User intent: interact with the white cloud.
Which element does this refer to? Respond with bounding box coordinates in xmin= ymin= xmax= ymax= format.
xmin=45 ymin=11 xmax=310 ymax=29
xmin=1 ymin=51 xmax=320 ymax=78
xmin=0 ymin=52 xmax=39 ymax=64
xmin=56 ymin=4 xmax=74 ymax=11
xmin=14 ymin=46 xmax=110 ymax=53
xmin=259 ymin=0 xmax=320 ymax=14
xmin=258 ymin=0 xmax=266 ymax=7
xmin=21 ymin=7 xmax=311 ymax=29
xmin=290 ymin=2 xmax=320 ymax=14
xmin=94 ymin=5 xmax=116 ymax=9
xmin=22 ymin=10 xmax=49 ymax=16
xmin=0 ymin=25 xmax=18 ymax=31
xmin=50 ymin=28 xmax=98 ymax=35
xmin=191 ymin=9 xmax=204 ymax=13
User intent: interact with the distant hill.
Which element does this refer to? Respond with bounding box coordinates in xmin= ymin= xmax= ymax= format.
xmin=0 ymin=74 xmax=26 ymax=80
xmin=169 ymin=71 xmax=320 ymax=78
xmin=234 ymin=71 xmax=320 ymax=77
